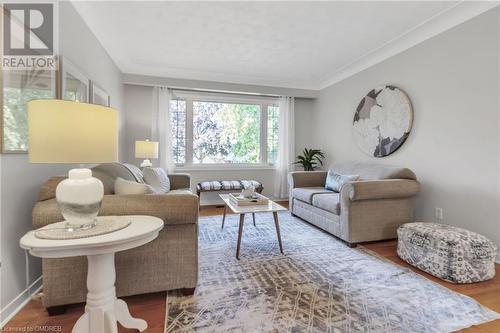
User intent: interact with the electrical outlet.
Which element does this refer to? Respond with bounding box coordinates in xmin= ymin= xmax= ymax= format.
xmin=435 ymin=207 xmax=444 ymax=221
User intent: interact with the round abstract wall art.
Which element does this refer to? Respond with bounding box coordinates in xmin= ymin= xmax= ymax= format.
xmin=352 ymin=85 xmax=413 ymax=157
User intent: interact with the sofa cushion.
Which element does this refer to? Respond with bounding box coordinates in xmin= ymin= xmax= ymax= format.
xmin=325 ymin=170 xmax=359 ymax=192
xmin=292 ymin=187 xmax=333 ymax=204
xmin=312 ymin=193 xmax=341 ymax=215
xmin=38 ymin=176 xmax=65 ymax=201
xmin=168 ymin=189 xmax=193 ymax=195
xmin=92 ymin=163 xmax=144 ymax=194
xmin=330 ymin=162 xmax=416 ymax=180
xmin=143 ymin=167 xmax=171 ymax=193
xmin=114 ymin=177 xmax=155 ymax=195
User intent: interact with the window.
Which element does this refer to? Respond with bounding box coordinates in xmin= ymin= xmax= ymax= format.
xmin=170 ymin=99 xmax=186 ymax=165
xmin=170 ymin=91 xmax=279 ymax=167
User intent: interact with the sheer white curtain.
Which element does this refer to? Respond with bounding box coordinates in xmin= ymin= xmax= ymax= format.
xmin=274 ymin=96 xmax=295 ymax=199
xmin=152 ymin=87 xmax=175 ymax=172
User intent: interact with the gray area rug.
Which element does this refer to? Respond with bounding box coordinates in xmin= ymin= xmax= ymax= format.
xmin=165 ymin=213 xmax=499 ymax=332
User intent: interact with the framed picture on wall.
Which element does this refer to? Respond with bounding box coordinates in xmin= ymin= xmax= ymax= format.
xmin=1 ymin=69 xmax=57 ymax=153
xmin=90 ymin=81 xmax=110 ymax=107
xmin=60 ymin=58 xmax=90 ymax=103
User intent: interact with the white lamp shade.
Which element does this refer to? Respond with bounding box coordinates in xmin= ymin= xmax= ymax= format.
xmin=28 ymin=99 xmax=118 ymax=163
xmin=135 ymin=140 xmax=159 ymax=159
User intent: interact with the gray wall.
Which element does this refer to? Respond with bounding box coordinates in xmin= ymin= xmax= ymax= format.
xmin=311 ymin=8 xmax=500 ymax=255
xmin=123 ymin=84 xmax=315 ymax=204
xmin=0 ymin=2 xmax=124 ymax=321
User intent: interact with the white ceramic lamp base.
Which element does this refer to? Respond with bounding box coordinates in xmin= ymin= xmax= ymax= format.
xmin=140 ymin=159 xmax=152 ymax=168
xmin=56 ymin=168 xmax=104 ymax=230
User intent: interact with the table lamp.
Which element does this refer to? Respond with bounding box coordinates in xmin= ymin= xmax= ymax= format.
xmin=135 ymin=140 xmax=158 ymax=168
xmin=28 ymin=99 xmax=118 ymax=230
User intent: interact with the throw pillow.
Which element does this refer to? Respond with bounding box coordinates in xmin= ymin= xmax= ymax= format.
xmin=325 ymin=170 xmax=359 ymax=192
xmin=142 ymin=167 xmax=171 ymax=193
xmin=114 ymin=177 xmax=155 ymax=195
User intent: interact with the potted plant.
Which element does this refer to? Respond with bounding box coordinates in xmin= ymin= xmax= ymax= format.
xmin=294 ymin=148 xmax=325 ymax=171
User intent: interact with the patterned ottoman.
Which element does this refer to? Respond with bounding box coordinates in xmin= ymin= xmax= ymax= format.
xmin=196 ymin=180 xmax=264 ymax=197
xmin=397 ymin=222 xmax=497 ymax=283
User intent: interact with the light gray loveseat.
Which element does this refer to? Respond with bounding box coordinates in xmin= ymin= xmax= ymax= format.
xmin=32 ymin=163 xmax=199 ymax=314
xmin=288 ymin=163 xmax=420 ymax=247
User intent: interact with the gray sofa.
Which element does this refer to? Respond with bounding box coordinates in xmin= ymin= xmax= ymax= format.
xmin=32 ymin=163 xmax=199 ymax=313
xmin=288 ymin=163 xmax=420 ymax=247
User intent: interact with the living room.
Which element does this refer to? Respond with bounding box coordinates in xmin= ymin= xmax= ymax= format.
xmin=1 ymin=1 xmax=499 ymax=332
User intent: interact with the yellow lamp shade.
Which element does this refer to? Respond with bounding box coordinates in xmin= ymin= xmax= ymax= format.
xmin=135 ymin=140 xmax=159 ymax=159
xmin=28 ymin=99 xmax=118 ymax=163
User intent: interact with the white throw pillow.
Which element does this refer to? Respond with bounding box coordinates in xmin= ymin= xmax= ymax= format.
xmin=114 ymin=177 xmax=155 ymax=195
xmin=324 ymin=170 xmax=360 ymax=192
xmin=142 ymin=167 xmax=171 ymax=193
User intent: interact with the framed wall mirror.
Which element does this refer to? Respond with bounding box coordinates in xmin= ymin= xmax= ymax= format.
xmin=90 ymin=81 xmax=110 ymax=107
xmin=1 ymin=70 xmax=57 ymax=153
xmin=60 ymin=58 xmax=89 ymax=103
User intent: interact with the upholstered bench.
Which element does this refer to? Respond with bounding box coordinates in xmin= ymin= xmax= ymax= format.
xmin=397 ymin=222 xmax=497 ymax=283
xmin=196 ymin=180 xmax=264 ymax=198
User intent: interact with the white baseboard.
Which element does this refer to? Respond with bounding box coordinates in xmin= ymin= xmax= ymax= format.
xmin=0 ymin=277 xmax=42 ymax=328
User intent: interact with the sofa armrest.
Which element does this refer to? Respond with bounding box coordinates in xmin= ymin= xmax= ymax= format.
xmin=32 ymin=199 xmax=63 ymax=229
xmin=168 ymin=173 xmax=191 ymax=190
xmin=341 ymin=179 xmax=420 ymax=201
xmin=33 ymin=193 xmax=199 ymax=229
xmin=288 ymin=171 xmax=328 ymax=189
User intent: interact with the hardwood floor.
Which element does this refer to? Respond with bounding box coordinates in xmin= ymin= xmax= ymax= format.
xmin=4 ymin=204 xmax=499 ymax=332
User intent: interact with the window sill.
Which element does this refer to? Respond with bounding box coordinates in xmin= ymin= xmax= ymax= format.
xmin=174 ymin=165 xmax=277 ymax=172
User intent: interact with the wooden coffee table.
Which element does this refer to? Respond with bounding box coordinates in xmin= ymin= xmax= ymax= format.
xmin=219 ymin=194 xmax=287 ymax=259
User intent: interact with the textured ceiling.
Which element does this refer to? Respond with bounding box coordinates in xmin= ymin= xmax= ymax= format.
xmin=72 ymin=1 xmax=461 ymax=89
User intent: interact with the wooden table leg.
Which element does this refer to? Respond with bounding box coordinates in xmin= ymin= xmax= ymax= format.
xmin=72 ymin=253 xmax=147 ymax=333
xmin=236 ymin=214 xmax=245 ymax=260
xmin=273 ymin=211 xmax=284 ymax=254
xmin=221 ymin=205 xmax=227 ymax=229
xmin=252 ymin=213 xmax=256 ymax=226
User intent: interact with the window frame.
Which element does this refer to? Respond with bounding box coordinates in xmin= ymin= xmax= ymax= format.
xmin=171 ymin=91 xmax=279 ymax=170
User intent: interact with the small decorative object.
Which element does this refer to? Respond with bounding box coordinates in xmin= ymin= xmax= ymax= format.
xmin=229 ymin=192 xmax=269 ymax=206
xmin=28 ymin=99 xmax=118 ymax=230
xmin=135 ymin=139 xmax=159 ymax=168
xmin=60 ymin=57 xmax=89 ymax=102
xmin=90 ymin=81 xmax=110 ymax=107
xmin=294 ymin=148 xmax=325 ymax=171
xmin=353 ymin=85 xmax=413 ymax=157
xmin=241 ymin=185 xmax=255 ymax=198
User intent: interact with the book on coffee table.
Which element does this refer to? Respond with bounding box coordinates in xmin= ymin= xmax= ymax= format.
xmin=229 ymin=192 xmax=269 ymax=206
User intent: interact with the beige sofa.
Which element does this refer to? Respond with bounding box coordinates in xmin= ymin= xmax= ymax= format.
xmin=32 ymin=163 xmax=199 ymax=314
xmin=288 ymin=163 xmax=420 ymax=247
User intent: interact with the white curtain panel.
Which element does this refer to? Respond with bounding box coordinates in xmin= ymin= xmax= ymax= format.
xmin=152 ymin=87 xmax=174 ymax=172
xmin=274 ymin=96 xmax=295 ymax=199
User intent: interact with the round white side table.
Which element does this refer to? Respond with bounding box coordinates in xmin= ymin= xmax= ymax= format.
xmin=20 ymin=215 xmax=164 ymax=333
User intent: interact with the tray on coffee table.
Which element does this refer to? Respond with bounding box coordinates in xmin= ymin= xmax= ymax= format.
xmin=228 ymin=192 xmax=269 ymax=206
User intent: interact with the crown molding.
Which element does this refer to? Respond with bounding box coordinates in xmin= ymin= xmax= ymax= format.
xmin=318 ymin=1 xmax=500 ymax=90
xmin=123 ymin=73 xmax=320 ymax=99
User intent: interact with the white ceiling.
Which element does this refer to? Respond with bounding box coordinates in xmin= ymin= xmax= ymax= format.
xmin=71 ymin=1 xmax=495 ymax=90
